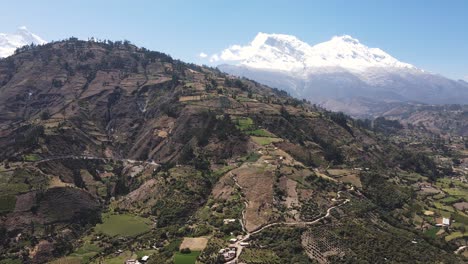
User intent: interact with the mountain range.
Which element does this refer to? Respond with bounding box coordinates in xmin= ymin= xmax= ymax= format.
xmin=0 ymin=38 xmax=466 ymax=264
xmin=216 ymin=33 xmax=468 ymax=117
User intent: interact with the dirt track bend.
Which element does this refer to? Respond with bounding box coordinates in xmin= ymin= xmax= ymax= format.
xmin=229 ymin=172 xmax=350 ymax=263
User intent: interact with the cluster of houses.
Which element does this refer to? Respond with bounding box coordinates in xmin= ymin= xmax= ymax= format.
xmin=217 ymin=237 xmax=250 ymax=264
xmin=219 ymin=246 xmax=237 ymax=263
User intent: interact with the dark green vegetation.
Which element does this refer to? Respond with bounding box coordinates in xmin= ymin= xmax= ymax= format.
xmin=0 ymin=39 xmax=466 ymax=263
xmin=174 ymin=251 xmax=200 ymax=264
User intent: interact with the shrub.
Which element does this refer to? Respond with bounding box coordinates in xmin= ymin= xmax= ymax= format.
xmin=180 ymin=248 xmax=191 ymax=254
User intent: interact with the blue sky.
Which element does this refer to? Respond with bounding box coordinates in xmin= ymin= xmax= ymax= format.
xmin=1 ymin=0 xmax=467 ymax=80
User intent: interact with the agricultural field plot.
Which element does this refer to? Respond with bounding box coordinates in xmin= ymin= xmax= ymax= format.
xmin=234 ymin=116 xmax=278 ymax=139
xmin=64 ymin=242 xmax=102 ymax=263
xmin=239 ymin=248 xmax=281 ymax=264
xmin=174 ymin=251 xmax=200 ymax=264
xmin=326 ymin=169 xmax=361 ymax=187
xmin=302 ymin=228 xmax=344 ymax=264
xmin=232 ymin=162 xmax=277 ymax=231
xmin=23 ymin=154 xmax=41 ymax=162
xmin=445 ymin=231 xmax=468 ymax=241
xmin=327 ymin=169 xmax=351 ymax=176
xmin=94 ymin=213 xmax=152 ymax=237
xmin=251 ymin=136 xmax=283 ymax=146
xmin=234 ymin=116 xmax=254 ymax=131
xmin=179 ymin=95 xmax=203 ymax=102
xmin=340 ymin=175 xmax=362 ymax=188
xmin=48 ymin=257 xmax=82 ymax=264
xmin=179 ymin=237 xmax=209 ymax=251
xmin=0 ymin=195 xmax=16 ymax=213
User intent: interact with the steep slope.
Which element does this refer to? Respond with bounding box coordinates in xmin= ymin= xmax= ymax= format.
xmin=0 ymin=40 xmax=465 ymax=263
xmin=216 ymin=33 xmax=468 ymax=115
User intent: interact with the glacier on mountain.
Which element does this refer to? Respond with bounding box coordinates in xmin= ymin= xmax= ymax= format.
xmin=0 ymin=26 xmax=47 ymax=58
xmin=215 ymin=32 xmax=468 ymax=115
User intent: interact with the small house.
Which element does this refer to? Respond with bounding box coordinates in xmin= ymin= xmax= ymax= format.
xmin=223 ymin=219 xmax=237 ymax=225
xmin=435 ymin=217 xmax=451 ymax=227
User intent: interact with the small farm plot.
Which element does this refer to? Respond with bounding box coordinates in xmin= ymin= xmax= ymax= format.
xmin=174 ymin=251 xmax=201 ymax=264
xmin=179 ymin=237 xmax=209 ymax=251
xmin=94 ymin=213 xmax=152 ymax=237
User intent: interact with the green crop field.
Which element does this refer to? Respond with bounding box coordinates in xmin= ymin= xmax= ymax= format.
xmin=235 ymin=117 xmax=254 ymax=131
xmin=445 ymin=231 xmax=467 ymax=241
xmin=23 ymin=154 xmax=41 ymax=162
xmin=246 ymin=129 xmax=275 ymax=137
xmin=251 ymin=136 xmax=282 ymax=146
xmin=174 ymin=251 xmax=200 ymax=264
xmin=95 ymin=213 xmax=152 ymax=237
xmin=439 ymin=196 xmax=461 ymax=204
xmin=68 ymin=242 xmax=102 ymax=262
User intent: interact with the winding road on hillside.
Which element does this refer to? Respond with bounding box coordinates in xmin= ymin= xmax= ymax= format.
xmin=229 ymin=172 xmax=350 ymax=263
xmin=32 ymin=155 xmax=150 ymax=164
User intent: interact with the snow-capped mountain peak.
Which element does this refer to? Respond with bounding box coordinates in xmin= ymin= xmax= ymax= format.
xmin=218 ymin=32 xmax=468 ymax=114
xmin=309 ymin=35 xmax=416 ymax=71
xmin=213 ymin=32 xmax=417 ymax=73
xmin=0 ymin=27 xmax=47 ymax=58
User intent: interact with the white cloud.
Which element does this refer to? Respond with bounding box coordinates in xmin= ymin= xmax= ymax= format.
xmin=0 ymin=26 xmax=47 ymax=58
xmin=199 ymin=52 xmax=208 ymax=58
xmin=209 ymin=54 xmax=220 ymax=63
xmin=464 ymin=75 xmax=468 ymax=82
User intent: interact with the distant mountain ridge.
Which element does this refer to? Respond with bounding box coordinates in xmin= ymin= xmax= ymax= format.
xmin=216 ymin=33 xmax=468 ymax=116
xmin=0 ymin=26 xmax=47 ymax=58
xmin=214 ymin=33 xmax=417 ymax=72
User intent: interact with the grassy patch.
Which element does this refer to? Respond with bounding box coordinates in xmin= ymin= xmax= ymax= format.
xmin=402 ymin=172 xmax=426 ymax=182
xmin=239 ymin=248 xmax=281 ymax=264
xmin=453 ymin=212 xmax=468 ymax=225
xmin=251 ymin=136 xmax=282 ymax=146
xmin=442 ymin=188 xmax=468 ymax=197
xmin=433 ymin=202 xmax=454 ymax=212
xmin=439 ymin=196 xmax=461 ymax=204
xmin=424 ymin=227 xmax=440 ymax=239
xmin=445 ymin=231 xmax=468 ymax=241
xmin=136 ymin=249 xmax=157 ymax=259
xmin=246 ymin=152 xmax=261 ymax=163
xmin=340 ymin=174 xmax=362 ymax=188
xmin=174 ymin=251 xmax=200 ymax=264
xmin=69 ymin=242 xmax=102 ymax=261
xmin=246 ymin=129 xmax=275 ymax=137
xmin=0 ymin=195 xmax=16 ymax=213
xmin=48 ymin=257 xmax=82 ymax=264
xmin=95 ymin=213 xmax=152 ymax=237
xmin=235 ymin=117 xmax=254 ymax=131
xmin=23 ymin=154 xmax=41 ymax=162
xmin=0 ymin=259 xmax=22 ymax=264
xmin=432 ymin=193 xmax=446 ymax=200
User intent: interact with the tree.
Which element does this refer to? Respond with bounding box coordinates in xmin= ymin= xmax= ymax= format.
xmin=180 ymin=248 xmax=191 ymax=254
